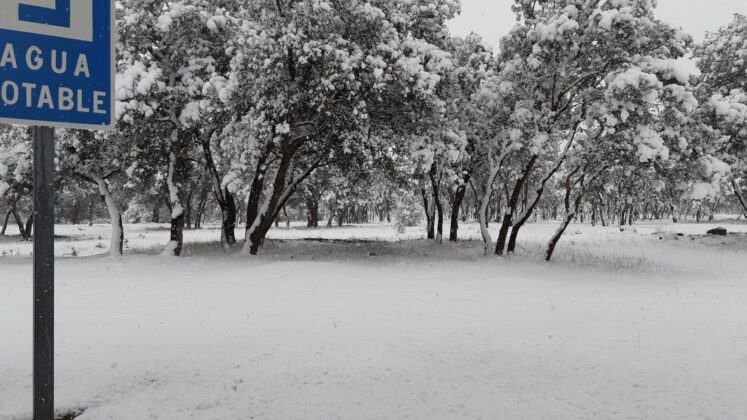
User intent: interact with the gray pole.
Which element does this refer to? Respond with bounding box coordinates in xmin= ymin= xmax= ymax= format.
xmin=33 ymin=126 xmax=55 ymax=420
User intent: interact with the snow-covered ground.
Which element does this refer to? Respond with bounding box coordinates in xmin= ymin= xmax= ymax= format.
xmin=1 ymin=221 xmax=747 ymax=419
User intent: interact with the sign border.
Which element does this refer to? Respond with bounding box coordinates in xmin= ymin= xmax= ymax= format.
xmin=0 ymin=0 xmax=116 ymax=131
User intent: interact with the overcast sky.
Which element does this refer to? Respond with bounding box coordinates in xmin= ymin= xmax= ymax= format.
xmin=448 ymin=0 xmax=747 ymax=49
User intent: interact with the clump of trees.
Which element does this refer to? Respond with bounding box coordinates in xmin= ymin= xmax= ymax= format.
xmin=1 ymin=1 xmax=745 ymax=261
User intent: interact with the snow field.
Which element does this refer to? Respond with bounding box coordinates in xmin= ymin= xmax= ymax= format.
xmin=1 ymin=221 xmax=746 ymax=419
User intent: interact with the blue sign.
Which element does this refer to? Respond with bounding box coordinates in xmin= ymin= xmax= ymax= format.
xmin=0 ymin=0 xmax=114 ymax=129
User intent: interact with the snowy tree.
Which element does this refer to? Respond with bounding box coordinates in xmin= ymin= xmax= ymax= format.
xmin=116 ymin=0 xmax=235 ymax=255
xmin=485 ymin=0 xmax=694 ymax=257
xmin=693 ymin=14 xmax=747 ymax=214
xmin=0 ymin=125 xmax=33 ymax=240
xmin=211 ymin=0 xmax=457 ymax=255
xmin=439 ymin=34 xmax=496 ymax=242
xmin=58 ymin=129 xmax=134 ymax=255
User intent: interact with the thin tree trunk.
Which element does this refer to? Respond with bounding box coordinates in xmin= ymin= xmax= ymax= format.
xmin=10 ymin=203 xmax=27 ymax=240
xmin=449 ymin=173 xmax=470 ymax=242
xmin=496 ymin=156 xmax=538 ymax=256
xmin=1 ymin=210 xmax=10 ymax=236
xmin=88 ymin=199 xmax=95 ymax=226
xmin=429 ymin=163 xmax=444 ymax=244
xmin=24 ymin=214 xmax=33 ymax=241
xmin=163 ymin=152 xmax=185 ymax=257
xmin=420 ymin=184 xmax=434 ymax=239
xmin=200 ymin=130 xmax=237 ymax=248
xmin=93 ymin=176 xmax=124 ymax=256
xmin=326 ymin=201 xmax=334 ymax=227
xmin=546 ymin=172 xmax=587 ymax=262
xmin=306 ymin=198 xmax=319 ymax=228
xmin=243 ymin=142 xmax=274 ymax=252
xmin=70 ymin=200 xmax=82 ymax=225
xmin=244 ymin=139 xmax=316 ymax=255
xmin=732 ymin=180 xmax=747 ymax=216
xmin=545 ymin=193 xmax=584 ymax=261
xmin=506 ymin=154 xmax=567 ymax=254
xmin=185 ymin=185 xmax=194 ymax=230
xmin=220 ymin=189 xmax=237 ymax=246
xmin=194 ymin=188 xmax=209 ymax=229
xmin=151 ymin=203 xmax=160 ymax=223
xmin=479 ymin=167 xmax=501 ymax=255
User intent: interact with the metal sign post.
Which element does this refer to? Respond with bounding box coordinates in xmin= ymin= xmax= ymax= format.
xmin=33 ymin=126 xmax=55 ymax=420
xmin=0 ymin=1 xmax=114 ymax=418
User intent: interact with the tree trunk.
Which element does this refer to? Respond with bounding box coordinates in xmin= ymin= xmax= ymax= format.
xmin=545 ymin=196 xmax=582 ymax=262
xmin=421 ymin=184 xmax=434 ymax=239
xmin=220 ymin=189 xmax=237 ymax=247
xmin=507 ymin=167 xmax=555 ymax=254
xmin=163 ymin=152 xmax=185 ymax=257
xmin=479 ymin=167 xmax=501 ymax=255
xmin=200 ymin=131 xmax=237 ymax=248
xmin=244 ymin=140 xmax=298 ymax=255
xmin=449 ymin=173 xmax=470 ymax=242
xmin=243 ymin=142 xmax=273 ymax=252
xmin=194 ymin=188 xmax=209 ymax=229
xmin=10 ymin=203 xmax=28 ymax=240
xmin=185 ymin=186 xmax=194 ymax=230
xmin=732 ymin=180 xmax=747 ymax=216
xmin=88 ymin=199 xmax=95 ymax=226
xmin=496 ymin=156 xmax=537 ymax=256
xmin=93 ymin=176 xmax=124 ymax=256
xmin=429 ymin=163 xmax=444 ymax=244
xmin=1 ymin=210 xmax=10 ymax=236
xmin=151 ymin=203 xmax=160 ymax=223
xmin=24 ymin=214 xmax=33 ymax=241
xmin=306 ymin=198 xmax=319 ymax=228
xmin=70 ymin=200 xmax=82 ymax=225
xmin=546 ymin=175 xmax=586 ymax=262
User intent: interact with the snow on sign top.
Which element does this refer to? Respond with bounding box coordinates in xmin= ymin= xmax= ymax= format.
xmin=0 ymin=0 xmax=114 ymax=130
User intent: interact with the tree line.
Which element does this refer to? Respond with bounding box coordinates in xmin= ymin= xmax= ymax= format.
xmin=1 ymin=0 xmax=746 ymax=261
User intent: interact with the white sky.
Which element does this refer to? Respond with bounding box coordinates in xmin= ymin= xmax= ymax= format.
xmin=448 ymin=0 xmax=747 ymax=49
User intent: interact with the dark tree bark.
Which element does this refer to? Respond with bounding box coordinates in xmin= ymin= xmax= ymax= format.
xmin=169 ymin=212 xmax=185 ymax=256
xmin=220 ymin=189 xmax=238 ymax=246
xmin=546 ymin=169 xmax=587 ymax=262
xmin=245 ymin=143 xmax=274 ymax=236
xmin=496 ymin=156 xmax=538 ymax=256
xmin=306 ymin=198 xmax=319 ymax=227
xmin=24 ymin=213 xmax=33 ymax=240
xmin=283 ymin=206 xmax=292 ymax=229
xmin=11 ymin=204 xmax=28 ymax=240
xmin=70 ymin=200 xmax=83 ymax=225
xmin=421 ymin=184 xmax=434 ymax=239
xmin=429 ymin=163 xmax=444 ymax=243
xmin=1 ymin=210 xmax=11 ymax=236
xmin=88 ymin=199 xmax=95 ymax=226
xmin=246 ymin=138 xmax=327 ymax=255
xmin=546 ymin=191 xmax=585 ymax=261
xmin=449 ymin=172 xmax=471 ymax=242
xmin=732 ymin=180 xmax=747 ymax=217
xmin=326 ymin=200 xmax=335 ymax=227
xmin=247 ymin=145 xmax=295 ymax=255
xmin=185 ymin=189 xmax=194 ymax=230
xmin=256 ymin=154 xmax=326 ymax=252
xmin=194 ymin=188 xmax=209 ymax=229
xmin=507 ymin=171 xmax=552 ymax=253
xmin=200 ymin=129 xmax=237 ymax=248
xmin=151 ymin=203 xmax=160 ymax=223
